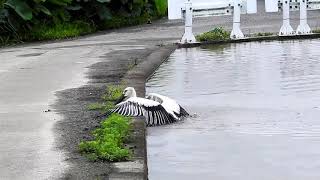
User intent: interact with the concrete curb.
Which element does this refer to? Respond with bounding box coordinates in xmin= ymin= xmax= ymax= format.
xmin=177 ymin=33 xmax=320 ymax=48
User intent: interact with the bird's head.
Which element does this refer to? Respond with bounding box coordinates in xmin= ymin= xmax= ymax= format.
xmin=115 ymin=87 xmax=136 ymax=104
xmin=123 ymin=87 xmax=136 ymax=97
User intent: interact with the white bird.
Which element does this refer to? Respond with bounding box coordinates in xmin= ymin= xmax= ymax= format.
xmin=112 ymin=87 xmax=189 ymax=126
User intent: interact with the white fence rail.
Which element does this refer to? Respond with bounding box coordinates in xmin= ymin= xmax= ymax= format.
xmin=168 ymin=0 xmax=320 ymax=44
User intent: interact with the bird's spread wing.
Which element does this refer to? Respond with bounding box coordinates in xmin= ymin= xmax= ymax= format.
xmin=113 ymin=97 xmax=175 ymax=126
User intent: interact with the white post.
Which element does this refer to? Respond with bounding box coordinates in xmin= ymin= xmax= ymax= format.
xmin=181 ymin=0 xmax=196 ymax=44
xmin=297 ymin=0 xmax=311 ymax=34
xmin=279 ymin=0 xmax=294 ymax=36
xmin=230 ymin=0 xmax=244 ymax=39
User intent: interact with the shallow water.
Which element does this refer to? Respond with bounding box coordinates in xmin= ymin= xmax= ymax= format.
xmin=146 ymin=40 xmax=320 ymax=180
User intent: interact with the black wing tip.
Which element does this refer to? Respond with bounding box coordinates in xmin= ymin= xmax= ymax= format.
xmin=179 ymin=105 xmax=189 ymax=117
xmin=145 ymin=105 xmax=178 ymax=126
xmin=146 ymin=105 xmax=190 ymax=126
xmin=146 ymin=114 xmax=177 ymax=127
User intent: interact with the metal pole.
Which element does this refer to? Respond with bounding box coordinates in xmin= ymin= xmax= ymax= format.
xmin=297 ymin=0 xmax=311 ymax=34
xmin=230 ymin=0 xmax=244 ymax=39
xmin=181 ymin=0 xmax=196 ymax=44
xmin=279 ymin=0 xmax=294 ymax=36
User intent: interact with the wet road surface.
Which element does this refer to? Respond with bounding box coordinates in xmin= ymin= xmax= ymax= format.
xmin=147 ymin=39 xmax=320 ymax=180
xmin=0 ymin=44 xmax=105 ymax=179
xmin=0 ymin=43 xmax=148 ymax=179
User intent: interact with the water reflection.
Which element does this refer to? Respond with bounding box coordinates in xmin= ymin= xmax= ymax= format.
xmin=147 ymin=40 xmax=320 ymax=180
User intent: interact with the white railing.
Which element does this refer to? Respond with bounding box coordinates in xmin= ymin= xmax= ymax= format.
xmin=168 ymin=0 xmax=320 ymax=44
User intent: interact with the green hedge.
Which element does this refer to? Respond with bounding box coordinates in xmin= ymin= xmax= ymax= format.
xmin=154 ymin=0 xmax=167 ymax=16
xmin=0 ymin=0 xmax=168 ymax=46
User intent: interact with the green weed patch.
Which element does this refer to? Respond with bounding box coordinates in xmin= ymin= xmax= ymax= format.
xmin=79 ymin=114 xmax=132 ymax=162
xmin=196 ymin=27 xmax=231 ymax=42
xmin=87 ymin=102 xmax=114 ymax=113
xmin=82 ymin=85 xmax=131 ymax=162
xmin=102 ymin=85 xmax=124 ymax=102
xmin=254 ymin=32 xmax=274 ymax=37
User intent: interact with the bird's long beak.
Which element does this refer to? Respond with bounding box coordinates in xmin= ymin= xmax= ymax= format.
xmin=115 ymin=94 xmax=126 ymax=105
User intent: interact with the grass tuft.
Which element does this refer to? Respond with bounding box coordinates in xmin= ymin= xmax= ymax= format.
xmin=79 ymin=114 xmax=132 ymax=162
xmin=87 ymin=102 xmax=115 ymax=113
xmin=196 ymin=27 xmax=231 ymax=42
xmin=0 ymin=20 xmax=95 ymax=46
xmin=312 ymin=29 xmax=320 ymax=34
xmin=102 ymin=14 xmax=150 ymax=29
xmin=30 ymin=21 xmax=95 ymax=41
xmin=102 ymin=85 xmax=124 ymax=102
xmin=254 ymin=32 xmax=274 ymax=37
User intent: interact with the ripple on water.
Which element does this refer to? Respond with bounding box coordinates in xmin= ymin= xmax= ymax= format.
xmin=146 ymin=40 xmax=320 ymax=180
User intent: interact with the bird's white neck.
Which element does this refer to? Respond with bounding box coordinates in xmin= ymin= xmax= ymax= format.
xmin=131 ymin=91 xmax=137 ymax=97
xmin=128 ymin=88 xmax=137 ymax=98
